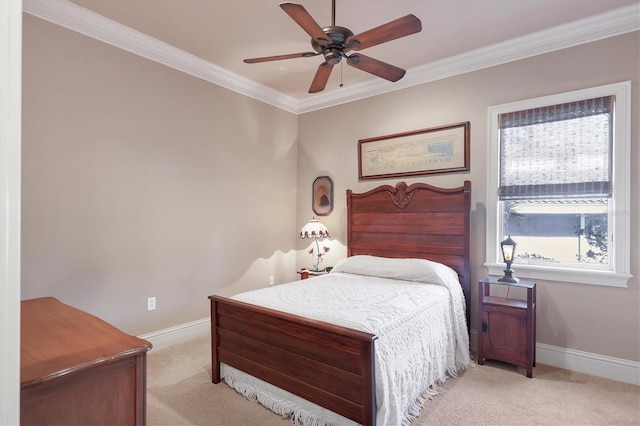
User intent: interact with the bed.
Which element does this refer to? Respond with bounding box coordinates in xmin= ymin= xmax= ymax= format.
xmin=208 ymin=181 xmax=471 ymax=425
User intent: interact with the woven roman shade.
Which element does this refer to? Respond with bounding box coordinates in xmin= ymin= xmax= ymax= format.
xmin=498 ymin=96 xmax=613 ymax=200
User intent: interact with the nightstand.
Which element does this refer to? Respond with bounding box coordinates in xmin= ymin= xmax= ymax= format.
xmin=297 ymin=269 xmax=328 ymax=280
xmin=477 ymin=277 xmax=536 ymax=378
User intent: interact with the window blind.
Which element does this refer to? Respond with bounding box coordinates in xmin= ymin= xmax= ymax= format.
xmin=498 ymin=96 xmax=613 ymax=200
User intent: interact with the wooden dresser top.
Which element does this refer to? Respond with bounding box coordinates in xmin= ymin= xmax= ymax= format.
xmin=21 ymin=297 xmax=152 ymax=387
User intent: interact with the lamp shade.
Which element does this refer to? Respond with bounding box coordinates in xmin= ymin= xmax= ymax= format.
xmin=498 ymin=234 xmax=519 ymax=283
xmin=299 ymin=218 xmax=329 ymax=239
xmin=500 ymin=234 xmax=517 ymax=262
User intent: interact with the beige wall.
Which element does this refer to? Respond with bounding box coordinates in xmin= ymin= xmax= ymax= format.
xmin=296 ymin=32 xmax=640 ymax=362
xmin=22 ymin=11 xmax=639 ymax=363
xmin=21 ymin=14 xmax=299 ymax=335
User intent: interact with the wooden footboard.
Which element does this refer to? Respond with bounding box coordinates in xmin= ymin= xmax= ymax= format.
xmin=209 ymin=295 xmax=378 ymax=425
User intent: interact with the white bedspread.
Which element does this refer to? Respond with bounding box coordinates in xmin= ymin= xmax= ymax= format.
xmin=222 ymin=257 xmax=470 ymax=426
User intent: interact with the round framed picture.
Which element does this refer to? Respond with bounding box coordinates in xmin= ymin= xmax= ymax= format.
xmin=312 ymin=176 xmax=333 ymax=216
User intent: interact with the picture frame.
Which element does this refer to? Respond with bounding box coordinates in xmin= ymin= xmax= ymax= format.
xmin=312 ymin=176 xmax=333 ymax=216
xmin=358 ymin=121 xmax=470 ymax=180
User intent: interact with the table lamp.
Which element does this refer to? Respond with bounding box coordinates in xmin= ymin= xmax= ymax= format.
xmin=498 ymin=234 xmax=519 ymax=283
xmin=299 ymin=218 xmax=329 ymax=272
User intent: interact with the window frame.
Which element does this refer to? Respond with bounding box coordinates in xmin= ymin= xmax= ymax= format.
xmin=485 ymin=81 xmax=632 ymax=287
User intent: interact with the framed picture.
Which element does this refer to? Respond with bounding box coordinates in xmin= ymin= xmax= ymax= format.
xmin=312 ymin=176 xmax=333 ymax=216
xmin=358 ymin=121 xmax=470 ymax=180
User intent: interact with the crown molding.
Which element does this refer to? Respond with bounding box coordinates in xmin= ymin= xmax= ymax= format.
xmin=23 ymin=0 xmax=639 ymax=115
xmin=297 ymin=3 xmax=640 ymax=113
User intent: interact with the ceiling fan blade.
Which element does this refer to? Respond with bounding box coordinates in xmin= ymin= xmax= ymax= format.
xmin=280 ymin=2 xmax=330 ymax=46
xmin=309 ymin=62 xmax=334 ymax=93
xmin=347 ymin=54 xmax=406 ymax=82
xmin=244 ymin=52 xmax=318 ymax=64
xmin=346 ymin=14 xmax=422 ymax=51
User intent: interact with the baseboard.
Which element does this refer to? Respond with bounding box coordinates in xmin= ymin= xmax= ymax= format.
xmin=143 ymin=323 xmax=639 ymax=386
xmin=470 ymin=329 xmax=639 ymax=386
xmin=536 ymin=343 xmax=640 ymax=386
xmin=139 ymin=317 xmax=210 ymax=351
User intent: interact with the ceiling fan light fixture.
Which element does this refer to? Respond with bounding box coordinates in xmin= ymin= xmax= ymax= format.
xmin=324 ymin=49 xmax=342 ymax=65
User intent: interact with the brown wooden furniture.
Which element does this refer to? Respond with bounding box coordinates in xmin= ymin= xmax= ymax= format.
xmin=347 ymin=181 xmax=472 ymax=323
xmin=297 ymin=268 xmax=329 ymax=279
xmin=477 ymin=278 xmax=536 ymax=377
xmin=209 ymin=181 xmax=471 ymax=425
xmin=21 ymin=297 xmax=152 ymax=425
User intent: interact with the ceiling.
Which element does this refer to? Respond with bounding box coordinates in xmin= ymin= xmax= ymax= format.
xmin=27 ymin=0 xmax=640 ymax=112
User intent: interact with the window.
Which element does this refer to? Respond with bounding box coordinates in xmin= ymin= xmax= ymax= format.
xmin=486 ymin=82 xmax=631 ymax=287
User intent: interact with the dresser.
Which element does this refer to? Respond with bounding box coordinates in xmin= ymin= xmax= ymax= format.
xmin=21 ymin=297 xmax=152 ymax=425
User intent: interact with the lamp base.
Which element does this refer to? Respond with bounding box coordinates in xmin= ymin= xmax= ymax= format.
xmin=498 ymin=269 xmax=519 ymax=283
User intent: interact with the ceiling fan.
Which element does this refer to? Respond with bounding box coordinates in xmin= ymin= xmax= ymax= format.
xmin=243 ymin=1 xmax=422 ymax=93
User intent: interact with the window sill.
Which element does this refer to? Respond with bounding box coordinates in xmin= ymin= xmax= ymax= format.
xmin=484 ymin=262 xmax=631 ymax=288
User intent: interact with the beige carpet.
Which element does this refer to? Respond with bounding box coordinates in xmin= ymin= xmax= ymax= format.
xmin=147 ymin=334 xmax=640 ymax=426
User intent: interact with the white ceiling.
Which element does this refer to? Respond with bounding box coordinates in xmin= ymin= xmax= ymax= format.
xmin=25 ymin=0 xmax=640 ymax=112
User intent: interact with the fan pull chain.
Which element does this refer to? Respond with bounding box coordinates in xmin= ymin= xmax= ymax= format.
xmin=340 ymin=61 xmax=343 ymax=87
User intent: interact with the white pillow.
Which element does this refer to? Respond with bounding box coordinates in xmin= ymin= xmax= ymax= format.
xmin=331 ymin=255 xmax=458 ymax=287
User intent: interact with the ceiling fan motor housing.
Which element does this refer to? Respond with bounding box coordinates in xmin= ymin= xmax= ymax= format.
xmin=312 ymin=25 xmax=354 ymax=64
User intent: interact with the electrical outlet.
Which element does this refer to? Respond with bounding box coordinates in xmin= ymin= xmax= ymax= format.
xmin=147 ymin=296 xmax=156 ymax=311
xmin=269 ymin=275 xmax=274 ymax=286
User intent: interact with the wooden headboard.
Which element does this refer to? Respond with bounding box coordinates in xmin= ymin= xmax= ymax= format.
xmin=347 ymin=181 xmax=472 ymax=322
